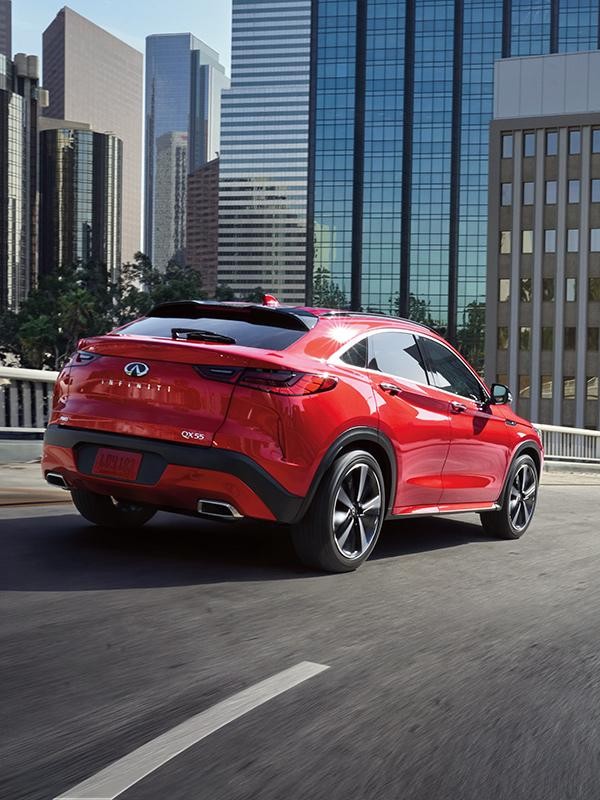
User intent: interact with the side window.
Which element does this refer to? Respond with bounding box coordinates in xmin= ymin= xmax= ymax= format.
xmin=418 ymin=337 xmax=487 ymax=402
xmin=340 ymin=337 xmax=368 ymax=368
xmin=367 ymin=331 xmax=429 ymax=384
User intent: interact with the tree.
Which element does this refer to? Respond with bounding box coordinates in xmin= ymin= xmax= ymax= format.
xmin=215 ymin=283 xmax=235 ymax=301
xmin=312 ymin=266 xmax=347 ymax=308
xmin=456 ymin=301 xmax=486 ymax=371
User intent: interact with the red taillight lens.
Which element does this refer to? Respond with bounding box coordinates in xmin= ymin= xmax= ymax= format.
xmin=67 ymin=350 xmax=100 ymax=367
xmin=238 ymin=368 xmax=337 ymax=396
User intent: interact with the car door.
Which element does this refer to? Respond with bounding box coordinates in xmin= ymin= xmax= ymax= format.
xmin=356 ymin=330 xmax=452 ymax=512
xmin=417 ymin=335 xmax=512 ymax=506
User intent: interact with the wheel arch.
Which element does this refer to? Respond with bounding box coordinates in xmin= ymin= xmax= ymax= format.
xmin=498 ymin=439 xmax=542 ymax=505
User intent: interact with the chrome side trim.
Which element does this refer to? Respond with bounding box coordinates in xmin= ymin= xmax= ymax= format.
xmin=392 ymin=504 xmax=501 ymax=519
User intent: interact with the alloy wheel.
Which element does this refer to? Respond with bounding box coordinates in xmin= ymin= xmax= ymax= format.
xmin=332 ymin=463 xmax=383 ymax=559
xmin=509 ymin=463 xmax=538 ymax=532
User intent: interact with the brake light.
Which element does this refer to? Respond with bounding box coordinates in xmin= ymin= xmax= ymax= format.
xmin=238 ymin=369 xmax=337 ymax=396
xmin=67 ymin=351 xmax=100 ymax=367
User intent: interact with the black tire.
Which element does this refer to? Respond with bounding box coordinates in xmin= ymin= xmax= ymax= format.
xmin=480 ymin=454 xmax=539 ymax=540
xmin=71 ymin=487 xmax=156 ymax=529
xmin=291 ymin=450 xmax=386 ymax=573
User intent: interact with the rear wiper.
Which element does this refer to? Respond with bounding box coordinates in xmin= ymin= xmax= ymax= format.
xmin=172 ymin=328 xmax=236 ymax=344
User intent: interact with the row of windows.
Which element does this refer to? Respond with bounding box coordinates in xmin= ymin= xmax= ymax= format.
xmin=498 ymin=374 xmax=599 ymax=401
xmin=500 ymin=229 xmax=600 ymax=254
xmin=499 ymin=276 xmax=587 ymax=303
xmin=498 ymin=326 xmax=600 ymax=352
xmin=501 ymin=179 xmax=600 ymax=207
xmin=501 ymin=128 xmax=600 ymax=159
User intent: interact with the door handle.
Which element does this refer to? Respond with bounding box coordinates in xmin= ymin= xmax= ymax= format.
xmin=380 ymin=382 xmax=403 ymax=396
xmin=450 ymin=401 xmax=468 ymax=414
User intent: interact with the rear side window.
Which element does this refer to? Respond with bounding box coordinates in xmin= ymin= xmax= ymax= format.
xmin=119 ymin=315 xmax=307 ymax=351
xmin=340 ymin=338 xmax=368 ymax=368
xmin=418 ymin=337 xmax=487 ymax=402
xmin=367 ymin=331 xmax=429 ymax=384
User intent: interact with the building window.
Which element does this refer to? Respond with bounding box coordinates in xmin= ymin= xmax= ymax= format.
xmin=592 ymin=179 xmax=600 ymax=203
xmin=568 ymin=179 xmax=580 ymax=203
xmin=546 ymin=131 xmax=558 ymax=156
xmin=588 ymin=377 xmax=599 ymax=401
xmin=520 ymin=326 xmax=531 ymax=350
xmin=542 ymin=327 xmax=554 ymax=350
xmin=543 ymin=278 xmax=555 ymax=300
xmin=497 ymin=373 xmax=509 ymax=387
xmin=564 ymin=376 xmax=576 ymax=399
xmin=546 ymin=180 xmax=557 ymax=204
xmin=499 ymin=278 xmax=510 ymax=302
xmin=522 ymin=230 xmax=533 ymax=253
xmin=498 ymin=327 xmax=509 ymax=350
xmin=593 ymin=129 xmax=600 ymax=153
xmin=566 ymin=277 xmax=577 ymax=302
xmin=589 ymin=277 xmax=600 ymax=300
xmin=541 ymin=375 xmax=553 ymax=399
xmin=523 ymin=132 xmax=535 ymax=157
xmin=501 ymin=183 xmax=512 ymax=206
xmin=567 ymin=229 xmax=579 ymax=252
xmin=591 ymin=231 xmax=600 ymax=252
xmin=569 ymin=129 xmax=581 ymax=155
xmin=520 ymin=277 xmax=532 ymax=302
xmin=523 ymin=182 xmax=534 ymax=205
xmin=564 ymin=327 xmax=576 ymax=349
xmin=519 ymin=376 xmax=531 ymax=398
xmin=502 ymin=134 xmax=513 ymax=158
xmin=588 ymin=328 xmax=599 ymax=351
xmin=500 ymin=231 xmax=511 ymax=254
xmin=545 ymin=229 xmax=556 ymax=252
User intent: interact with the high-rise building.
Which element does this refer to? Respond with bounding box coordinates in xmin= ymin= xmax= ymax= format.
xmin=154 ymin=131 xmax=188 ymax=269
xmin=305 ymin=0 xmax=600 ymax=362
xmin=218 ymin=0 xmax=311 ymax=303
xmin=0 ymin=53 xmax=42 ymax=311
xmin=39 ymin=121 xmax=123 ymax=281
xmin=0 ymin=0 xmax=11 ymax=58
xmin=145 ymin=33 xmax=228 ymax=267
xmin=486 ymin=51 xmax=600 ymax=429
xmin=42 ymin=7 xmax=143 ymax=266
xmin=187 ymin=157 xmax=219 ymax=296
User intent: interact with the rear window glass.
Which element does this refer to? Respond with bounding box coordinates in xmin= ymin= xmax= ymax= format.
xmin=118 ymin=315 xmax=307 ymax=351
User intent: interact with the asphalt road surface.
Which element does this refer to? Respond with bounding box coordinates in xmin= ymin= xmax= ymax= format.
xmin=2 ymin=483 xmax=600 ymax=800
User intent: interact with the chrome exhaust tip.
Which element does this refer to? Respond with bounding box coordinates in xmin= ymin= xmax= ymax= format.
xmin=197 ymin=499 xmax=243 ymax=519
xmin=46 ymin=472 xmax=70 ymax=490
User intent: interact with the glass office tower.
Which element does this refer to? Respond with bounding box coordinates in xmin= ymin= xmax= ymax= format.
xmin=145 ymin=33 xmax=227 ymax=267
xmin=218 ymin=0 xmax=311 ymax=303
xmin=309 ymin=0 xmax=600 ymax=363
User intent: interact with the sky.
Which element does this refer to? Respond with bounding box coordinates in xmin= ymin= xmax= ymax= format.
xmin=12 ymin=0 xmax=232 ymax=72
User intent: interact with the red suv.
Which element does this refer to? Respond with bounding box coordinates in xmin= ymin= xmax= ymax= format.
xmin=42 ymin=300 xmax=542 ymax=572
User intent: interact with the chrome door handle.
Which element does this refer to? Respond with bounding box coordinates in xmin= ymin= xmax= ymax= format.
xmin=380 ymin=382 xmax=402 ymax=396
xmin=450 ymin=401 xmax=468 ymax=414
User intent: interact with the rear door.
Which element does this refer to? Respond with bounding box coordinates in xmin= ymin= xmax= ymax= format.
xmin=417 ymin=335 xmax=512 ymax=505
xmin=354 ymin=331 xmax=452 ymax=511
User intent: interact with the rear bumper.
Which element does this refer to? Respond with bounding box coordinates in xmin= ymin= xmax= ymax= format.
xmin=42 ymin=425 xmax=304 ymax=523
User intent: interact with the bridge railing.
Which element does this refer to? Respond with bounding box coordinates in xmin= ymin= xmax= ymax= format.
xmin=0 ymin=367 xmax=599 ymax=464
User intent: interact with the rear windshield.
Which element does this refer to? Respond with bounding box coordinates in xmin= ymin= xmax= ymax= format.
xmin=118 ymin=315 xmax=308 ymax=351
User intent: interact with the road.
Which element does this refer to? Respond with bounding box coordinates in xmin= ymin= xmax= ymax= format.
xmin=1 ymin=481 xmax=600 ymax=800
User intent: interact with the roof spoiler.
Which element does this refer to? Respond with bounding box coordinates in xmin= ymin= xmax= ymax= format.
xmin=147 ymin=300 xmax=319 ymax=331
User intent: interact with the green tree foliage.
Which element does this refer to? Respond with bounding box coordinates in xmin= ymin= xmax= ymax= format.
xmin=312 ymin=266 xmax=347 ymax=308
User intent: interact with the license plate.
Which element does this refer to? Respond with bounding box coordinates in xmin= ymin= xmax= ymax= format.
xmin=92 ymin=448 xmax=143 ymax=481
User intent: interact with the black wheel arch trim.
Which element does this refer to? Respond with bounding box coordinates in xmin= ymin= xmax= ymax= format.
xmin=498 ymin=440 xmax=542 ymax=506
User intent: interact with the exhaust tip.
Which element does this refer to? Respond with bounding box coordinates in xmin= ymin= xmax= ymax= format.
xmin=46 ymin=472 xmax=70 ymax=490
xmin=197 ymin=499 xmax=243 ymax=519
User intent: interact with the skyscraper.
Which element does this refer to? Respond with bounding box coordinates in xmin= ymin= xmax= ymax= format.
xmin=0 ymin=0 xmax=11 ymax=58
xmin=218 ymin=0 xmax=311 ymax=303
xmin=187 ymin=157 xmax=220 ymax=296
xmin=308 ymin=0 xmax=600 ymax=360
xmin=0 ymin=53 xmax=42 ymax=311
xmin=154 ymin=131 xmax=188 ymax=269
xmin=39 ymin=123 xmax=123 ymax=281
xmin=145 ymin=34 xmax=228 ymax=267
xmin=42 ymin=7 xmax=143 ymax=266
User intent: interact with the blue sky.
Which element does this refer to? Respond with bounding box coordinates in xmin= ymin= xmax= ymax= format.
xmin=12 ymin=1 xmax=232 ymax=71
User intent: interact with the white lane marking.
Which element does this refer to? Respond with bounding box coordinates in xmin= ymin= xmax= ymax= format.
xmin=0 ymin=504 xmax=75 ymax=521
xmin=54 ymin=660 xmax=329 ymax=800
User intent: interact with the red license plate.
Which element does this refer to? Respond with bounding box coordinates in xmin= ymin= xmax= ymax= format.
xmin=92 ymin=448 xmax=143 ymax=481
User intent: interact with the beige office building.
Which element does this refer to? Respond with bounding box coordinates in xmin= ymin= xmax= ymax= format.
xmin=42 ymin=7 xmax=143 ymax=265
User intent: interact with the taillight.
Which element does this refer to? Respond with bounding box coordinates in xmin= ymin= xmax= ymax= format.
xmin=238 ymin=369 xmax=337 ymax=396
xmin=194 ymin=365 xmax=337 ymax=395
xmin=67 ymin=351 xmax=100 ymax=367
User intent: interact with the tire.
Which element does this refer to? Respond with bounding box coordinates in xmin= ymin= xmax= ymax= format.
xmin=71 ymin=487 xmax=156 ymax=529
xmin=291 ymin=450 xmax=386 ymax=573
xmin=480 ymin=454 xmax=539 ymax=540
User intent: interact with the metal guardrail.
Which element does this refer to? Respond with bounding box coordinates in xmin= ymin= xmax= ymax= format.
xmin=0 ymin=367 xmax=598 ymax=464
xmin=0 ymin=367 xmax=59 ymax=432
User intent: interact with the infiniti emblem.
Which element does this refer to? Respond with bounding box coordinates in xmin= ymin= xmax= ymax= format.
xmin=124 ymin=362 xmax=150 ymax=378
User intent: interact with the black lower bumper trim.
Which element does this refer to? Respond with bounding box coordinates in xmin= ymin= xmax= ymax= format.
xmin=44 ymin=425 xmax=303 ymax=523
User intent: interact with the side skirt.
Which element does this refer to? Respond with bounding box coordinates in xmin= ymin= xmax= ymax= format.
xmin=388 ymin=501 xmax=501 ymax=519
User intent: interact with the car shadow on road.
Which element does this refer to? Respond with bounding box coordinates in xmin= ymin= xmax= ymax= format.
xmin=2 ymin=510 xmax=492 ymax=592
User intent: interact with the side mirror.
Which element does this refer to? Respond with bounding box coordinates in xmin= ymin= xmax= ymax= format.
xmin=490 ymin=383 xmax=512 ymax=405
